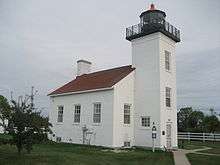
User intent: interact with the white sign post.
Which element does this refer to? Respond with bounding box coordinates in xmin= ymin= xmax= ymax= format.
xmin=152 ymin=122 xmax=157 ymax=152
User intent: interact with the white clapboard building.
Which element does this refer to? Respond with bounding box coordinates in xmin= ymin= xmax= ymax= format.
xmin=48 ymin=4 xmax=180 ymax=149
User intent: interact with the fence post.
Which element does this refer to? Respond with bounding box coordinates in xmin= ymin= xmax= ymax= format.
xmin=187 ymin=132 xmax=190 ymax=142
xmin=212 ymin=133 xmax=215 ymax=144
xmin=203 ymin=133 xmax=205 ymax=142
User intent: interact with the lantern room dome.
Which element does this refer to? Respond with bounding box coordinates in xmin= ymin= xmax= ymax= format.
xmin=126 ymin=4 xmax=180 ymax=42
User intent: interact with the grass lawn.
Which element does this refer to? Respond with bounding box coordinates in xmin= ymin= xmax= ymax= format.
xmin=186 ymin=153 xmax=220 ymax=165
xmin=0 ymin=133 xmax=12 ymax=140
xmin=180 ymin=140 xmax=220 ymax=165
xmin=199 ymin=148 xmax=220 ymax=154
xmin=179 ymin=140 xmax=220 ymax=154
xmin=0 ymin=143 xmax=174 ymax=165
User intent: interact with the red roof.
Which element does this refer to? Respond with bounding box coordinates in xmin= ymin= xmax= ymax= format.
xmin=48 ymin=65 xmax=135 ymax=96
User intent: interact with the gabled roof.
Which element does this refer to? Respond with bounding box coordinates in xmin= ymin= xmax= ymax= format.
xmin=48 ymin=65 xmax=135 ymax=96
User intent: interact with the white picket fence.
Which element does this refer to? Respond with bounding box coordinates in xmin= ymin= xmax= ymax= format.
xmin=178 ymin=132 xmax=220 ymax=142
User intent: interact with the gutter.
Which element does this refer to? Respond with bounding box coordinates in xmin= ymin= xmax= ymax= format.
xmin=49 ymin=87 xmax=114 ymax=97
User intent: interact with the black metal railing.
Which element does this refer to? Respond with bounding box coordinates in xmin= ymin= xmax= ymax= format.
xmin=126 ymin=19 xmax=180 ymax=42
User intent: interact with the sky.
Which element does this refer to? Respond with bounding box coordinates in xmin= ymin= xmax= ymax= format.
xmin=0 ymin=0 xmax=219 ymax=115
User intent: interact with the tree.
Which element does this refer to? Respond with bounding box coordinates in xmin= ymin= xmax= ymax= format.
xmin=203 ymin=115 xmax=219 ymax=133
xmin=6 ymin=99 xmax=52 ymax=154
xmin=0 ymin=95 xmax=11 ymax=133
xmin=178 ymin=107 xmax=220 ymax=133
xmin=177 ymin=107 xmax=204 ymax=132
xmin=177 ymin=107 xmax=193 ymax=132
xmin=188 ymin=111 xmax=204 ymax=132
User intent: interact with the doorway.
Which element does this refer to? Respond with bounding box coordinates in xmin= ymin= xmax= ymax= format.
xmin=166 ymin=123 xmax=172 ymax=149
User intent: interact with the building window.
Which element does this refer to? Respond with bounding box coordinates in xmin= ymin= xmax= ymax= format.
xmin=124 ymin=141 xmax=131 ymax=147
xmin=141 ymin=117 xmax=150 ymax=127
xmin=165 ymin=51 xmax=171 ymax=71
xmin=56 ymin=137 xmax=61 ymax=142
xmin=124 ymin=104 xmax=131 ymax=124
xmin=57 ymin=106 xmax=63 ymax=122
xmin=74 ymin=105 xmax=81 ymax=123
xmin=93 ymin=103 xmax=101 ymax=123
xmin=166 ymin=87 xmax=171 ymax=107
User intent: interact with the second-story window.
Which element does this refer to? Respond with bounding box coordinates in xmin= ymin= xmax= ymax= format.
xmin=124 ymin=104 xmax=131 ymax=124
xmin=57 ymin=106 xmax=63 ymax=123
xmin=166 ymin=87 xmax=171 ymax=107
xmin=165 ymin=51 xmax=171 ymax=71
xmin=93 ymin=103 xmax=101 ymax=123
xmin=74 ymin=105 xmax=81 ymax=123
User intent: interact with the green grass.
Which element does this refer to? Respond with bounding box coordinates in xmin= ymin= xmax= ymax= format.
xmin=181 ymin=141 xmax=220 ymax=165
xmin=0 ymin=143 xmax=174 ymax=165
xmin=200 ymin=148 xmax=220 ymax=154
xmin=179 ymin=140 xmax=220 ymax=154
xmin=0 ymin=133 xmax=12 ymax=140
xmin=186 ymin=153 xmax=220 ymax=165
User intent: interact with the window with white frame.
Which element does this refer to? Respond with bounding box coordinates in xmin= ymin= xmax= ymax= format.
xmin=165 ymin=51 xmax=171 ymax=71
xmin=74 ymin=105 xmax=81 ymax=123
xmin=124 ymin=104 xmax=131 ymax=124
xmin=141 ymin=116 xmax=150 ymax=127
xmin=57 ymin=106 xmax=63 ymax=122
xmin=166 ymin=87 xmax=171 ymax=107
xmin=93 ymin=103 xmax=101 ymax=123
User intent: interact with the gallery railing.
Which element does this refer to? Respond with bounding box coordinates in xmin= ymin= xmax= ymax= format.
xmin=126 ymin=20 xmax=180 ymax=42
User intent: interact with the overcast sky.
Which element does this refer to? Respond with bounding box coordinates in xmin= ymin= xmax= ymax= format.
xmin=0 ymin=0 xmax=219 ymax=115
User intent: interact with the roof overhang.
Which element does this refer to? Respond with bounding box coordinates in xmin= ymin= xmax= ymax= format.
xmin=48 ymin=87 xmax=114 ymax=97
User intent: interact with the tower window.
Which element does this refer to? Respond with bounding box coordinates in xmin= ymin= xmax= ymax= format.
xmin=124 ymin=104 xmax=131 ymax=124
xmin=57 ymin=106 xmax=64 ymax=123
xmin=93 ymin=103 xmax=101 ymax=123
xmin=141 ymin=116 xmax=150 ymax=127
xmin=74 ymin=105 xmax=81 ymax=123
xmin=166 ymin=87 xmax=171 ymax=107
xmin=165 ymin=51 xmax=171 ymax=71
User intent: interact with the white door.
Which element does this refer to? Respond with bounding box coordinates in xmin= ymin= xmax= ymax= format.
xmin=166 ymin=124 xmax=172 ymax=149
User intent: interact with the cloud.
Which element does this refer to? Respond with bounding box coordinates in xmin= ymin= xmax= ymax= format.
xmin=177 ymin=47 xmax=220 ymax=109
xmin=0 ymin=0 xmax=219 ymax=115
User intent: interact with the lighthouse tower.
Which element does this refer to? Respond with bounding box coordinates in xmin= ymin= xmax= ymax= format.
xmin=126 ymin=4 xmax=180 ymax=149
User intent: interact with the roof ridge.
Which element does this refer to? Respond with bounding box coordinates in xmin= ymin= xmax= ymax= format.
xmin=48 ymin=64 xmax=135 ymax=96
xmin=78 ymin=65 xmax=132 ymax=77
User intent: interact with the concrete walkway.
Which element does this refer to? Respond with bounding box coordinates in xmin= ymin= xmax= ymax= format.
xmin=173 ymin=147 xmax=218 ymax=165
xmin=173 ymin=149 xmax=190 ymax=165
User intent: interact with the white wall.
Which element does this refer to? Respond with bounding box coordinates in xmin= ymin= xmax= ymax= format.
xmin=113 ymin=71 xmax=134 ymax=147
xmin=132 ymin=33 xmax=161 ymax=147
xmin=49 ymin=89 xmax=114 ymax=147
xmin=159 ymin=33 xmax=178 ymax=148
xmin=131 ymin=32 xmax=178 ymax=149
xmin=77 ymin=60 xmax=91 ymax=76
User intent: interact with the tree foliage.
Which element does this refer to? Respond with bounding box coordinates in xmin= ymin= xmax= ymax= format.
xmin=203 ymin=115 xmax=219 ymax=133
xmin=0 ymin=95 xmax=52 ymax=154
xmin=178 ymin=107 xmax=220 ymax=133
xmin=0 ymin=95 xmax=11 ymax=133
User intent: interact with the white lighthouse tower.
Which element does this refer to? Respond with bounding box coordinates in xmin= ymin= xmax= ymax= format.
xmin=126 ymin=4 xmax=180 ymax=149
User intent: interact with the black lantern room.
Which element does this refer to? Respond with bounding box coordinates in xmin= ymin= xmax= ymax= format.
xmin=126 ymin=4 xmax=180 ymax=42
